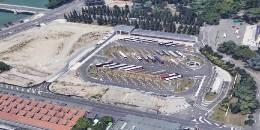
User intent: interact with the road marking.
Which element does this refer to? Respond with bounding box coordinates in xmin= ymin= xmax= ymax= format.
xmin=204 ymin=118 xmax=213 ymax=125
xmin=199 ymin=116 xmax=205 ymax=123
xmin=214 ymin=123 xmax=220 ymax=126
xmin=194 ymin=76 xmax=206 ymax=97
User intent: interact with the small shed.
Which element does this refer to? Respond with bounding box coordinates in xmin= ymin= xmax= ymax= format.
xmin=114 ymin=25 xmax=135 ymax=35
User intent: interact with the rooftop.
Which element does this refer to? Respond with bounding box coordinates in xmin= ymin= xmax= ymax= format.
xmin=0 ymin=93 xmax=86 ymax=130
xmin=131 ymin=29 xmax=197 ymax=42
xmin=114 ymin=25 xmax=135 ymax=33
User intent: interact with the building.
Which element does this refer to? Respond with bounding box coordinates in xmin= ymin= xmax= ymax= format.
xmin=0 ymin=93 xmax=85 ymax=130
xmin=243 ymin=24 xmax=260 ymax=47
xmin=256 ymin=25 xmax=260 ymax=45
xmin=114 ymin=25 xmax=135 ymax=35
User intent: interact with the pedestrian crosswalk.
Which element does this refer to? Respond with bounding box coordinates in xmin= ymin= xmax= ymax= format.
xmin=193 ymin=103 xmax=209 ymax=112
xmin=192 ymin=116 xmax=226 ymax=128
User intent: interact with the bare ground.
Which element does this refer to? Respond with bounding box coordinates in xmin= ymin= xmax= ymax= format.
xmin=0 ymin=20 xmax=112 ymax=86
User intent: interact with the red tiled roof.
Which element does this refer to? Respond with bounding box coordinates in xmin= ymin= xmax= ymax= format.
xmin=53 ymin=105 xmax=62 ymax=112
xmin=17 ymin=110 xmax=27 ymax=116
xmin=0 ymin=93 xmax=86 ymax=130
xmin=39 ymin=108 xmax=48 ymax=115
xmin=3 ymin=106 xmax=11 ymax=113
xmin=47 ymin=110 xmax=56 ymax=117
xmin=10 ymin=108 xmax=19 ymax=115
xmin=41 ymin=115 xmax=51 ymax=122
xmin=30 ymin=101 xmax=38 ymax=107
xmin=16 ymin=104 xmax=25 ymax=110
xmin=25 ymin=112 xmax=34 ymax=118
xmin=45 ymin=104 xmax=54 ymax=110
xmin=37 ymin=102 xmax=46 ymax=108
xmin=15 ymin=98 xmax=23 ymax=103
xmin=33 ymin=113 xmax=44 ymax=120
xmin=55 ymin=112 xmax=65 ymax=118
xmin=49 ymin=117 xmax=59 ymax=124
xmin=31 ymin=107 xmax=40 ymax=113
xmin=2 ymin=101 xmax=10 ymax=106
xmin=58 ymin=119 xmax=67 ymax=125
xmin=9 ymin=102 xmax=18 ymax=108
xmin=24 ymin=105 xmax=32 ymax=111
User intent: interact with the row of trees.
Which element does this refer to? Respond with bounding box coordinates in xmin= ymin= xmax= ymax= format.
xmin=200 ymin=45 xmax=259 ymax=115
xmin=217 ymin=41 xmax=260 ymax=71
xmin=191 ymin=0 xmax=260 ymax=24
xmin=72 ymin=116 xmax=113 ymax=130
xmin=137 ymin=0 xmax=259 ymax=25
xmin=0 ymin=61 xmax=11 ymax=73
xmin=64 ymin=5 xmax=201 ymax=35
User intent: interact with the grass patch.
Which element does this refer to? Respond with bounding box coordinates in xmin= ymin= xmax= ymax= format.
xmin=211 ymin=105 xmax=247 ymax=126
xmin=185 ymin=55 xmax=205 ymax=65
xmin=174 ymin=79 xmax=194 ymax=92
xmin=88 ymin=65 xmax=98 ymax=77
xmin=205 ymin=92 xmax=217 ymax=101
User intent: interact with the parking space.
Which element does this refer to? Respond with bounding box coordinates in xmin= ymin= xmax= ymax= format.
xmin=82 ymin=34 xmax=212 ymax=96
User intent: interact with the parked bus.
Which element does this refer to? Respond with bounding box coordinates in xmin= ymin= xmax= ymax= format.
xmin=162 ymin=50 xmax=170 ymax=56
xmin=168 ymin=51 xmax=179 ymax=57
xmin=108 ymin=64 xmax=128 ymax=69
xmin=125 ymin=66 xmax=143 ymax=71
xmin=103 ymin=63 xmax=118 ymax=67
xmin=175 ymin=51 xmax=186 ymax=58
xmin=154 ymin=56 xmax=164 ymax=64
xmin=118 ymin=65 xmax=135 ymax=70
xmin=96 ymin=60 xmax=113 ymax=67
xmin=147 ymin=55 xmax=156 ymax=62
xmin=165 ymin=75 xmax=182 ymax=81
xmin=119 ymin=51 xmax=127 ymax=59
xmin=136 ymin=55 xmax=142 ymax=60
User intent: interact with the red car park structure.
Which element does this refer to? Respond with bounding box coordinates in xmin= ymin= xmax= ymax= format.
xmin=0 ymin=94 xmax=86 ymax=130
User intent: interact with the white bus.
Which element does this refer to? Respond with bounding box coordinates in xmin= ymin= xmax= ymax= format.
xmin=103 ymin=63 xmax=118 ymax=67
xmin=108 ymin=64 xmax=128 ymax=69
xmin=162 ymin=50 xmax=170 ymax=56
xmin=124 ymin=66 xmax=143 ymax=71
xmin=165 ymin=75 xmax=182 ymax=81
xmin=168 ymin=51 xmax=179 ymax=57
xmin=175 ymin=51 xmax=186 ymax=58
xmin=118 ymin=65 xmax=136 ymax=70
xmin=119 ymin=51 xmax=127 ymax=59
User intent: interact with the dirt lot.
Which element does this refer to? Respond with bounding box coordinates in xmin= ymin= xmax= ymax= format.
xmin=50 ymin=71 xmax=190 ymax=114
xmin=105 ymin=0 xmax=132 ymax=7
xmin=0 ymin=20 xmax=112 ymax=86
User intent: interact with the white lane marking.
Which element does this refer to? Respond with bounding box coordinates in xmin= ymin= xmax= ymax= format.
xmin=199 ymin=116 xmax=205 ymax=123
xmin=204 ymin=118 xmax=213 ymax=125
xmin=194 ymin=76 xmax=206 ymax=97
xmin=214 ymin=123 xmax=220 ymax=126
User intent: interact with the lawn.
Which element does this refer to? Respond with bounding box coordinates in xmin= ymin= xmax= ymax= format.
xmin=174 ymin=79 xmax=194 ymax=92
xmin=211 ymin=106 xmax=247 ymax=126
xmin=205 ymin=92 xmax=218 ymax=101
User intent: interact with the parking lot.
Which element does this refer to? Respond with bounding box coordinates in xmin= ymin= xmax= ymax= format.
xmin=81 ymin=34 xmax=212 ymax=96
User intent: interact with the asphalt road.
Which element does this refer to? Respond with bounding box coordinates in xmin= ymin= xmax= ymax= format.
xmin=0 ymin=0 xmax=85 ymax=39
xmin=0 ymin=83 xmax=230 ymax=130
